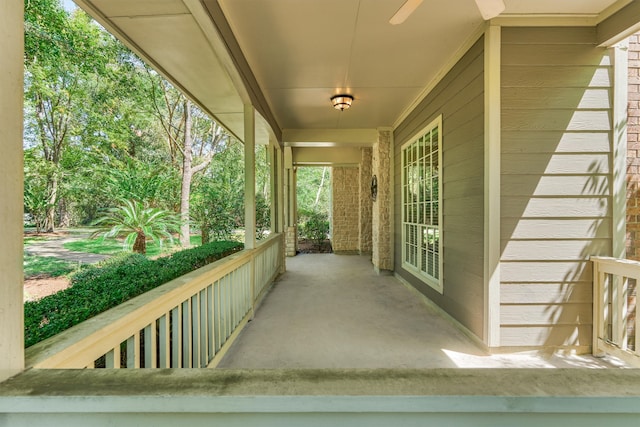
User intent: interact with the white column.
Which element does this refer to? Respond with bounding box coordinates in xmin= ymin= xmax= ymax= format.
xmin=244 ymin=105 xmax=256 ymax=250
xmin=483 ymin=25 xmax=501 ymax=349
xmin=276 ymin=146 xmax=285 ymax=234
xmin=611 ymin=42 xmax=629 ymax=347
xmin=612 ymin=42 xmax=628 ymax=259
xmin=268 ymin=142 xmax=278 ymax=233
xmin=0 ymin=0 xmax=25 ymax=382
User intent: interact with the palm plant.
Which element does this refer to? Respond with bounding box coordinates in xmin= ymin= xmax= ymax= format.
xmin=92 ymin=199 xmax=181 ymax=254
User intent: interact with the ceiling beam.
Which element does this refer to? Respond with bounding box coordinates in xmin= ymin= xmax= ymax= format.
xmin=597 ymin=0 xmax=640 ymax=46
xmin=292 ymin=147 xmax=362 ymax=166
xmin=283 ymin=129 xmax=378 ymax=147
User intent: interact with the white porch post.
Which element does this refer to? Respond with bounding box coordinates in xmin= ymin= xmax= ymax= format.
xmin=0 ymin=0 xmax=25 ymax=382
xmin=244 ymin=104 xmax=256 ymax=250
xmin=483 ymin=24 xmax=501 ymax=348
xmin=268 ymin=142 xmax=277 ymax=233
xmin=276 ymin=145 xmax=285 ymax=235
xmin=612 ymin=41 xmax=628 ymax=260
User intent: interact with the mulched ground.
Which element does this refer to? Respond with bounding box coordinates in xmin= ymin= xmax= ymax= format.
xmin=297 ymin=239 xmax=333 ymax=254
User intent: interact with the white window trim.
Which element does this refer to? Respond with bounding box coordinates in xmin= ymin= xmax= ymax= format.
xmin=401 ymin=115 xmax=443 ymax=293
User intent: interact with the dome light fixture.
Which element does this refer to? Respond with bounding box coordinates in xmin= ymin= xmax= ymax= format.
xmin=331 ymin=94 xmax=354 ymax=111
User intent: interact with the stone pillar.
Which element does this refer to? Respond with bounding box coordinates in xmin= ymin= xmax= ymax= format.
xmin=372 ymin=130 xmax=393 ymax=272
xmin=0 ymin=0 xmax=25 ymax=381
xmin=359 ymin=148 xmax=373 ymax=254
xmin=331 ymin=167 xmax=360 ymax=253
xmin=284 ymin=147 xmax=297 ymax=256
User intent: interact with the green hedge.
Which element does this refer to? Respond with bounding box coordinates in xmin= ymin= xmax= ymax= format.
xmin=24 ymin=241 xmax=243 ymax=348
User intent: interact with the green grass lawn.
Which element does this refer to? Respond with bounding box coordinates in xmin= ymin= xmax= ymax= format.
xmin=23 ymin=230 xmax=203 ymax=278
xmin=23 ymin=235 xmax=52 ymax=245
xmin=63 ymin=235 xmax=202 ymax=257
xmin=24 ymin=255 xmax=79 ymax=278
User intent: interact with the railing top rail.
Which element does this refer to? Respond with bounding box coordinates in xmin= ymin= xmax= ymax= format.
xmin=591 ymin=256 xmax=640 ymax=266
xmin=591 ymin=256 xmax=640 ymax=279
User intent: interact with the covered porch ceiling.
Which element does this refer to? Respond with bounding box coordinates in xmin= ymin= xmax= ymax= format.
xmin=75 ymin=0 xmax=630 ymax=148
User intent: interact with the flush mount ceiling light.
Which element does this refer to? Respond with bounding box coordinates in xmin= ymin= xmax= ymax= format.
xmin=331 ymin=94 xmax=354 ymax=111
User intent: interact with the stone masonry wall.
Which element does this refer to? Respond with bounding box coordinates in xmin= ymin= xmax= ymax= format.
xmin=332 ymin=167 xmax=360 ymax=253
xmin=372 ymin=130 xmax=393 ymax=271
xmin=628 ymin=34 xmax=640 ymax=260
xmin=359 ymin=148 xmax=373 ymax=253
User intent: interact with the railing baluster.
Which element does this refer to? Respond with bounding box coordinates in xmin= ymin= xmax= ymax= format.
xmin=171 ymin=306 xmax=180 ymax=368
xmin=207 ymin=284 xmax=214 ymax=363
xmin=214 ymin=280 xmax=221 ymax=353
xmin=134 ymin=330 xmax=141 ymax=368
xmin=105 ymin=349 xmax=114 ymax=369
xmin=200 ymin=289 xmax=208 ymax=367
xmin=182 ymin=300 xmax=191 ymax=367
xmin=126 ymin=336 xmax=135 ymax=368
xmin=613 ymin=275 xmax=624 ymax=348
xmin=192 ymin=294 xmax=200 ymax=368
xmin=144 ymin=325 xmax=150 ymax=368
xmin=159 ymin=313 xmax=169 ymax=368
xmin=224 ymin=274 xmax=231 ymax=340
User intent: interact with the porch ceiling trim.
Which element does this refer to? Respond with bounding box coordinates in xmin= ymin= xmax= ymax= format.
xmin=74 ymin=0 xmax=282 ymax=147
xmin=200 ymin=0 xmax=282 ymax=143
xmin=74 ymin=0 xmax=247 ymax=141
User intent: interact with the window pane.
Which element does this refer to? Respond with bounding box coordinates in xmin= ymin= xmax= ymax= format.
xmin=402 ymin=119 xmax=441 ymax=284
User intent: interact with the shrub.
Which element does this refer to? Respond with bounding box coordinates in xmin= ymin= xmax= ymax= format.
xmin=299 ymin=209 xmax=330 ymax=247
xmin=24 ymin=241 xmax=243 ymax=347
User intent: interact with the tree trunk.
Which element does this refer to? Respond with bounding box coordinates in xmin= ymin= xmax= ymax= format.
xmin=133 ymin=231 xmax=146 ymax=254
xmin=44 ymin=174 xmax=58 ymax=232
xmin=314 ymin=167 xmax=327 ymax=208
xmin=179 ymin=100 xmax=193 ymax=247
xmin=57 ymin=198 xmax=71 ymax=228
xmin=201 ymin=223 xmax=210 ymax=246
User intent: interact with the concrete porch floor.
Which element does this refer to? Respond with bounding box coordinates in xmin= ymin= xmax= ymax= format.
xmin=218 ymin=254 xmax=628 ymax=369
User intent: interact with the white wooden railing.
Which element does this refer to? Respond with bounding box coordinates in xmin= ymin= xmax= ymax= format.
xmin=591 ymin=256 xmax=639 ymax=366
xmin=26 ymin=234 xmax=283 ymax=369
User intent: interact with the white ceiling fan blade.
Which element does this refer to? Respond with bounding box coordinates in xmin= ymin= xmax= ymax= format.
xmin=389 ymin=0 xmax=424 ymax=25
xmin=475 ymin=0 xmax=505 ymax=20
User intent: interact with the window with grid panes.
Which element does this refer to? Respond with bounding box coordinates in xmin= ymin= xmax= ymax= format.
xmin=401 ymin=116 xmax=442 ymax=292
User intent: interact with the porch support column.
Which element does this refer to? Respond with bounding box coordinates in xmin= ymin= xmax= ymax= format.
xmin=483 ymin=24 xmax=501 ymax=348
xmin=276 ymin=145 xmax=285 ymax=235
xmin=0 ymin=0 xmax=25 ymax=382
xmin=268 ymin=141 xmax=278 ymax=233
xmin=372 ymin=129 xmax=393 ymax=273
xmin=244 ymin=104 xmax=256 ymax=250
xmin=275 ymin=144 xmax=286 ymax=271
xmin=612 ymin=41 xmax=628 ymax=260
xmin=284 ymin=147 xmax=297 ymax=256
